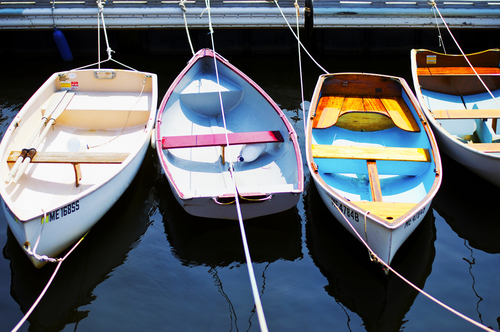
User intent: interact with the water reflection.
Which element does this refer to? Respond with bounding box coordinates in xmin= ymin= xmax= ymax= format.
xmin=154 ymin=175 xmax=302 ymax=331
xmin=432 ymin=153 xmax=500 ymax=329
xmin=3 ymin=150 xmax=158 ymax=331
xmin=432 ymin=154 xmax=500 ymax=254
xmin=154 ymin=175 xmax=302 ymax=267
xmin=305 ymin=179 xmax=436 ymax=332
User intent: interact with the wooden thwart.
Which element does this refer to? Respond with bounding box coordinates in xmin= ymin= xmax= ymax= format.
xmin=432 ymin=109 xmax=500 ymax=119
xmin=417 ymin=67 xmax=500 ymax=76
xmin=311 ymin=144 xmax=431 ymax=162
xmin=466 ymin=143 xmax=500 ymax=153
xmin=313 ymin=144 xmax=430 ymax=203
xmin=312 ymin=95 xmax=420 ymax=132
xmin=7 ymin=151 xmax=129 ymax=187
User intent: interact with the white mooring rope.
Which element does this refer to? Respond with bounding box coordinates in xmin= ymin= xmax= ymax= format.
xmin=71 ymin=0 xmax=139 ymax=72
xmin=179 ymin=0 xmax=195 ymax=56
xmin=11 ymin=212 xmax=88 ymax=332
xmin=274 ymin=1 xmax=497 ymax=331
xmin=430 ymin=0 xmax=500 ymax=110
xmin=293 ymin=0 xmax=308 ymax=138
xmin=431 ymin=3 xmax=446 ymax=54
xmin=331 ymin=202 xmax=495 ymax=332
xmin=273 ymin=0 xmax=328 ymax=75
xmin=202 ymin=1 xmax=269 ymax=331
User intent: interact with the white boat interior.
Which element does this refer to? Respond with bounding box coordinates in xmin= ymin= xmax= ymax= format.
xmin=1 ymin=69 xmax=156 ymax=221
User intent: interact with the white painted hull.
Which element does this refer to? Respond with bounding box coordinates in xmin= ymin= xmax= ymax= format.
xmin=411 ymin=48 xmax=500 ymax=188
xmin=170 ymin=186 xmax=301 ymax=220
xmin=0 ymin=69 xmax=157 ymax=268
xmin=428 ymin=122 xmax=500 ymax=187
xmin=156 ymin=49 xmax=303 ymax=220
xmin=313 ymin=176 xmax=431 ymax=265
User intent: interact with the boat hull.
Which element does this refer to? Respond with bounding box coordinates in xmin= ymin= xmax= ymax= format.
xmin=0 ymin=69 xmax=157 ymax=267
xmin=168 ymin=181 xmax=301 ymax=220
xmin=312 ymin=175 xmax=430 ymax=264
xmin=2 ymin=141 xmax=149 ymax=268
xmin=429 ymin=123 xmax=500 ymax=187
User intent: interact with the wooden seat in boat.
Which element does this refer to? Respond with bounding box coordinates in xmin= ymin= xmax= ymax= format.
xmin=466 ymin=142 xmax=500 ymax=153
xmin=431 ymin=109 xmax=500 ymax=120
xmin=43 ymin=91 xmax=151 ymax=129
xmin=7 ymin=151 xmax=129 ymax=187
xmin=312 ymin=95 xmax=420 ymax=132
xmin=162 ymin=130 xmax=284 ymax=164
xmin=162 ymin=130 xmax=284 ymax=149
xmin=417 ymin=67 xmax=500 ymax=76
xmin=312 ymin=144 xmax=431 ymax=204
xmin=311 ymin=144 xmax=430 ymax=163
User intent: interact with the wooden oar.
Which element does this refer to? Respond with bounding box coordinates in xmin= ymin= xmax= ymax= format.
xmin=12 ymin=91 xmax=75 ymax=184
xmin=6 ymin=91 xmax=70 ymax=183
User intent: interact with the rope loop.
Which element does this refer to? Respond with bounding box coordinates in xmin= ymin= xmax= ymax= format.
xmin=179 ymin=0 xmax=187 ymax=12
xmin=11 ymin=222 xmax=89 ymax=332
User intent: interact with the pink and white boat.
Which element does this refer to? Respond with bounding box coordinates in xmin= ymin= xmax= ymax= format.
xmin=154 ymin=49 xmax=303 ymax=220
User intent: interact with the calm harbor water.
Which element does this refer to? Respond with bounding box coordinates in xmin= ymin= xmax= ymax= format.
xmin=1 ymin=48 xmax=499 ymax=332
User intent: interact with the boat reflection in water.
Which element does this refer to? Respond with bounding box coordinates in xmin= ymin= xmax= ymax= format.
xmin=155 ymin=176 xmax=302 ymax=268
xmin=433 ymin=154 xmax=500 ymax=254
xmin=305 ymin=180 xmax=436 ymax=332
xmin=154 ymin=175 xmax=302 ymax=329
xmin=4 ymin=151 xmax=158 ymax=331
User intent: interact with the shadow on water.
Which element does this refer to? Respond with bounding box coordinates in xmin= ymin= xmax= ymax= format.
xmin=152 ymin=173 xmax=303 ymax=331
xmin=3 ymin=148 xmax=159 ymax=331
xmin=305 ymin=178 xmax=436 ymax=332
xmin=153 ymin=175 xmax=303 ymax=268
xmin=431 ymin=154 xmax=500 ymax=330
xmin=432 ymin=153 xmax=500 ymax=254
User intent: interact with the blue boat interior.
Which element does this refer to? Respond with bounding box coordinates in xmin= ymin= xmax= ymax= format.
xmin=311 ymin=75 xmax=436 ymax=205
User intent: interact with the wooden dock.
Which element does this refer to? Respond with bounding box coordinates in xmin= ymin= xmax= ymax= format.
xmin=1 ymin=0 xmax=500 ymax=29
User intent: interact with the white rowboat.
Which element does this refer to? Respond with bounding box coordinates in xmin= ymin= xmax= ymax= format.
xmin=155 ymin=49 xmax=303 ymax=220
xmin=411 ymin=48 xmax=500 ymax=187
xmin=306 ymin=72 xmax=442 ymax=265
xmin=0 ymin=69 xmax=158 ymax=268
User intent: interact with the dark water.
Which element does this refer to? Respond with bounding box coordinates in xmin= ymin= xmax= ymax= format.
xmin=1 ymin=49 xmax=499 ymax=332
